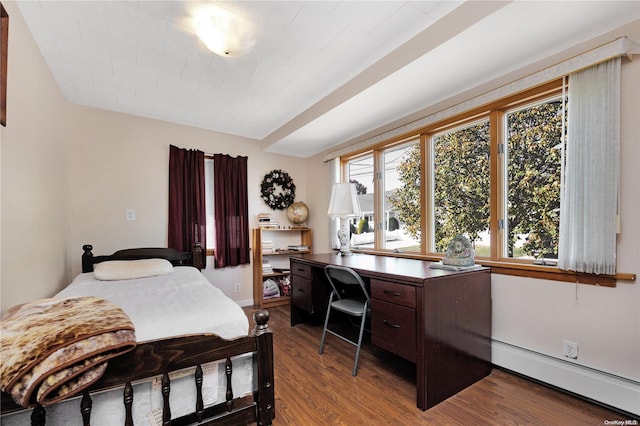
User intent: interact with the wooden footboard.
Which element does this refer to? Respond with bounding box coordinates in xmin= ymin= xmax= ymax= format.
xmin=1 ymin=310 xmax=275 ymax=426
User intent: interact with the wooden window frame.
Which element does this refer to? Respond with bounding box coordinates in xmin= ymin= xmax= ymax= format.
xmin=340 ymin=79 xmax=636 ymax=286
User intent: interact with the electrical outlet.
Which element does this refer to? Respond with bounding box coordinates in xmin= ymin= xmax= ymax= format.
xmin=563 ymin=340 xmax=578 ymax=359
xmin=234 ymin=282 xmax=241 ymax=293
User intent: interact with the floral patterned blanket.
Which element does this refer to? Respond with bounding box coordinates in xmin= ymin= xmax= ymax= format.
xmin=0 ymin=297 xmax=136 ymax=407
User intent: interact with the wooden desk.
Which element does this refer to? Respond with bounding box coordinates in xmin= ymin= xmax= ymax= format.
xmin=289 ymin=253 xmax=492 ymax=411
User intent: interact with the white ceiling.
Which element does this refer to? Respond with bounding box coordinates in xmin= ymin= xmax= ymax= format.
xmin=17 ymin=1 xmax=640 ymax=158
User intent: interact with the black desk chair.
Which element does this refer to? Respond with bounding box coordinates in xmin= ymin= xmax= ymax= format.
xmin=319 ymin=264 xmax=371 ymax=376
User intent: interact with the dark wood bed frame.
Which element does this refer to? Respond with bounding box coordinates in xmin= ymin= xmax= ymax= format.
xmin=1 ymin=245 xmax=275 ymax=426
xmin=80 ymin=244 xmax=205 ymax=273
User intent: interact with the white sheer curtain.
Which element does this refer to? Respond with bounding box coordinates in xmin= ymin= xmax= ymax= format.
xmin=558 ymin=57 xmax=621 ymax=275
xmin=328 ymin=158 xmax=341 ymax=249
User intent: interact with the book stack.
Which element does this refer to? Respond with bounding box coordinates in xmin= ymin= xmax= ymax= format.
xmin=261 ymin=240 xmax=274 ymax=254
xmin=258 ymin=213 xmax=279 ymax=229
xmin=262 ymin=261 xmax=273 ymax=275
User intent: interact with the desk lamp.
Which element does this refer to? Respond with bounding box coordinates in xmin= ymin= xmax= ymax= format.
xmin=327 ymin=183 xmax=362 ymax=256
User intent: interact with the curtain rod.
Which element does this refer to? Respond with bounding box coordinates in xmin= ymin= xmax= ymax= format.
xmin=204 ymin=153 xmax=248 ymax=160
xmin=325 ymin=36 xmax=640 ymax=161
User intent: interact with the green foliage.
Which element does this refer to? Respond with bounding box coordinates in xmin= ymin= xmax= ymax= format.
xmin=388 ymin=217 xmax=400 ymax=231
xmin=389 ymin=98 xmax=563 ymax=258
xmin=357 ymin=218 xmax=370 ymax=234
xmin=433 ymin=121 xmax=491 ymax=252
xmin=506 ymin=100 xmax=562 ymax=258
xmin=388 ymin=145 xmax=422 ymax=241
xmin=350 ymin=179 xmax=367 ymax=195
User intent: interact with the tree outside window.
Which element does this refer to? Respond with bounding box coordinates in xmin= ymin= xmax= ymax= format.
xmin=384 ymin=141 xmax=421 ymax=252
xmin=432 ymin=120 xmax=491 ymax=254
xmin=384 ymin=96 xmax=563 ymax=259
xmin=343 ymin=83 xmax=565 ymax=262
xmin=506 ymin=97 xmax=564 ymax=259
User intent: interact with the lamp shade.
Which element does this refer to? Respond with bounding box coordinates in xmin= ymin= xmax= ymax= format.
xmin=327 ymin=183 xmax=362 ymax=218
xmin=193 ymin=6 xmax=256 ymax=58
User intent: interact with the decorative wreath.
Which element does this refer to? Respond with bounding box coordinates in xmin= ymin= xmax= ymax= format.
xmin=260 ymin=169 xmax=296 ymax=210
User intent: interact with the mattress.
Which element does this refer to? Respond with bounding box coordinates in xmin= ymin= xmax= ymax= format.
xmin=2 ymin=266 xmax=254 ymax=425
xmin=56 ymin=266 xmax=249 ymax=341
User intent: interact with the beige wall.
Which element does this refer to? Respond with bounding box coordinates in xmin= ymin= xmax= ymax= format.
xmin=1 ymin=1 xmax=638 ymax=412
xmin=1 ymin=1 xmax=71 ymax=311
xmin=490 ymin=31 xmax=640 ymax=383
xmin=0 ymin=2 xmax=309 ymax=308
xmin=308 ymin=23 xmax=640 ymax=410
xmin=302 ymin=151 xmax=332 ymax=252
xmin=65 ymin=104 xmax=308 ymax=301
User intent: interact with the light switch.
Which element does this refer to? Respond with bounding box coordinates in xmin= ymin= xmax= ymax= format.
xmin=126 ymin=209 xmax=136 ymax=221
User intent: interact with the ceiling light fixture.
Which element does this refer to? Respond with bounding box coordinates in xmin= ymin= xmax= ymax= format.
xmin=193 ymin=6 xmax=255 ymax=58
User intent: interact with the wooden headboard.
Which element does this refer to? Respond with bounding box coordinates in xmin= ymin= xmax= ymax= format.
xmin=81 ymin=244 xmax=204 ymax=273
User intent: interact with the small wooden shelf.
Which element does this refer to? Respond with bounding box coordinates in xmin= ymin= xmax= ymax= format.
xmin=261 ymin=295 xmax=291 ymax=309
xmin=262 ymin=250 xmax=311 ymax=256
xmin=263 ymin=272 xmax=290 ymax=278
xmin=252 ymin=227 xmax=312 ymax=308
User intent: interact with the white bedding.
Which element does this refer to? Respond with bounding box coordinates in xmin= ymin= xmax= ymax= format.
xmin=55 ymin=266 xmax=249 ymax=341
xmin=3 ymin=266 xmax=254 ymax=425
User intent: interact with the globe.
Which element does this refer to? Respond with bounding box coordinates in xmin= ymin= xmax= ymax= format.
xmin=287 ymin=201 xmax=309 ymax=226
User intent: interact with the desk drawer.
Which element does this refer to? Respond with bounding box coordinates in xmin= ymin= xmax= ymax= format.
xmin=371 ymin=279 xmax=416 ymax=308
xmin=371 ymin=299 xmax=416 ymax=362
xmin=291 ymin=275 xmax=313 ymax=312
xmin=290 ymin=261 xmax=312 ymax=280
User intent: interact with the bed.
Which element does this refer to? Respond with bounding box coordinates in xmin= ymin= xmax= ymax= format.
xmin=0 ymin=245 xmax=275 ymax=426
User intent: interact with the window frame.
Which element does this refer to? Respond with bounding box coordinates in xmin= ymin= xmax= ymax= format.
xmin=429 ymin=116 xmax=491 ymax=256
xmin=339 ymin=79 xmax=632 ymax=286
xmin=501 ymin=94 xmax=566 ymax=264
xmin=204 ymin=156 xmax=215 ymax=257
xmin=380 ymin=138 xmax=422 ymax=252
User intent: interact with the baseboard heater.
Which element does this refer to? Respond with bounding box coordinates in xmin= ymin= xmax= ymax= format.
xmin=492 ymin=340 xmax=640 ymax=417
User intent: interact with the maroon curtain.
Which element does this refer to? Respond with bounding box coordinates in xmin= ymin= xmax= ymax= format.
xmin=168 ymin=145 xmax=206 ymax=267
xmin=213 ymin=154 xmax=249 ymax=268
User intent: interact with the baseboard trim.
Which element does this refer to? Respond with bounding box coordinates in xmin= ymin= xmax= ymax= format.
xmin=492 ymin=340 xmax=640 ymax=417
xmin=235 ymin=298 xmax=255 ymax=308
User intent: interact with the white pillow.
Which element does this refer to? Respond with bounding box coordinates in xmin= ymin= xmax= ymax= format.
xmin=93 ymin=259 xmax=174 ymax=281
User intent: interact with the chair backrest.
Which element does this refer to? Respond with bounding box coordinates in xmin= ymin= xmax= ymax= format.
xmin=324 ymin=265 xmax=370 ymax=303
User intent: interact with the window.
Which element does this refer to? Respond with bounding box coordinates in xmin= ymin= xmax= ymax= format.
xmin=432 ymin=120 xmax=490 ymax=255
xmin=504 ymin=96 xmax=564 ymax=262
xmin=346 ymin=154 xmax=374 ymax=248
xmin=383 ymin=141 xmax=421 ymax=252
xmin=340 ymin=80 xmax=566 ymax=266
xmin=205 ymin=157 xmax=215 ymax=254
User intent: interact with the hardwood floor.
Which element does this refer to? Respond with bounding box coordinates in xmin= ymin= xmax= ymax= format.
xmin=246 ymin=305 xmax=630 ymax=425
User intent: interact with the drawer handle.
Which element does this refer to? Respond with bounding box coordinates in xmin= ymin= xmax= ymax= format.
xmin=383 ymin=320 xmax=400 ymax=329
xmin=296 ymin=268 xmax=306 ymax=272
xmin=383 ymin=290 xmax=401 ymax=297
xmin=297 ymin=288 xmax=305 ymax=293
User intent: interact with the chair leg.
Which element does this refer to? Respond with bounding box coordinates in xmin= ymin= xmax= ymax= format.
xmin=319 ymin=294 xmax=334 ymax=354
xmin=352 ymin=308 xmax=369 ymax=376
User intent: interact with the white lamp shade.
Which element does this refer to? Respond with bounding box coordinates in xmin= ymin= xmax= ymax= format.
xmin=327 ymin=183 xmax=362 ymax=218
xmin=193 ymin=6 xmax=256 ymax=58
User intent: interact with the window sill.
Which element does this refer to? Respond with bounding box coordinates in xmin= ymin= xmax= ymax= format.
xmin=350 ymin=248 xmax=635 ymax=287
